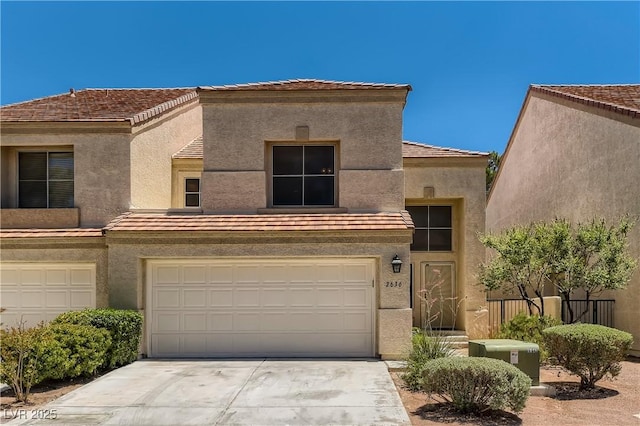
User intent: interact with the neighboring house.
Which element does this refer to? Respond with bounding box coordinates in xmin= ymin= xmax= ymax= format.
xmin=486 ymin=84 xmax=640 ymax=355
xmin=0 ymin=79 xmax=488 ymax=359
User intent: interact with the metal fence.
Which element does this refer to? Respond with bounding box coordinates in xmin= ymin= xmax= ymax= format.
xmin=561 ymin=299 xmax=615 ymax=327
xmin=487 ymin=298 xmax=615 ymax=334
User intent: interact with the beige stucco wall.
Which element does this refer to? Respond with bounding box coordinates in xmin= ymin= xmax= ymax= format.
xmin=486 ymin=93 xmax=640 ymax=354
xmin=105 ymin=231 xmax=413 ymax=359
xmin=404 ymin=159 xmax=489 ymax=338
xmin=130 ymin=104 xmax=202 ymax=210
xmin=1 ymin=135 xmax=131 ymax=227
xmin=0 ymin=239 xmax=109 ymax=309
xmin=200 ymin=100 xmax=405 ymax=212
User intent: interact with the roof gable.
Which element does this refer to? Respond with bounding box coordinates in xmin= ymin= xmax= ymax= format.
xmin=531 ymin=84 xmax=640 ymax=118
xmin=198 ymin=79 xmax=411 ymax=92
xmin=402 ymin=141 xmax=488 ymax=158
xmin=1 ymin=88 xmax=198 ymax=125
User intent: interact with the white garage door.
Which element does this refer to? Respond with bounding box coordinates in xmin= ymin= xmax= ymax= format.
xmin=148 ymin=259 xmax=375 ymax=358
xmin=0 ymin=263 xmax=96 ymax=328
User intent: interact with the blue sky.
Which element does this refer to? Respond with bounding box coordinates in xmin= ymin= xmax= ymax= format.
xmin=1 ymin=1 xmax=638 ymax=153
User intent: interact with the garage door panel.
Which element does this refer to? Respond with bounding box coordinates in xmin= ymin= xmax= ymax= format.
xmin=1 ymin=268 xmax=19 ymax=285
xmin=155 ymin=266 xmax=180 ymax=284
xmin=70 ymin=269 xmax=93 ymax=285
xmin=236 ymin=266 xmax=261 ymax=283
xmin=156 ymin=313 xmax=180 ymax=332
xmin=290 ymin=288 xmax=314 ymax=306
xmin=155 ymin=289 xmax=180 ymax=308
xmin=235 ymin=289 xmax=260 ymax=307
xmin=209 ymin=266 xmax=233 ymax=283
xmin=317 ymin=288 xmax=342 ymax=306
xmin=46 ymin=290 xmax=69 ymax=308
xmin=209 ymin=289 xmax=233 ymax=307
xmin=209 ymin=313 xmax=233 ymax=331
xmin=183 ymin=313 xmax=207 ymax=331
xmin=46 ymin=269 xmax=67 ymax=285
xmin=317 ymin=264 xmax=342 ymax=282
xmin=344 ymin=288 xmax=369 ymax=307
xmin=344 ymin=312 xmax=369 ymax=331
xmin=21 ymin=290 xmax=44 ymax=308
xmin=149 ymin=259 xmax=374 ymax=357
xmin=70 ymin=290 xmax=93 ymax=308
xmin=183 ymin=289 xmax=206 ymax=308
xmin=21 ymin=269 xmax=44 ymax=285
xmin=1 ymin=290 xmax=20 ymax=308
xmin=0 ymin=263 xmax=96 ymax=329
xmin=263 ymin=288 xmax=287 ymax=307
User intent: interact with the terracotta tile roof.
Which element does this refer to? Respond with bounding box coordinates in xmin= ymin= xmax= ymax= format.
xmin=198 ymin=79 xmax=411 ymax=91
xmin=104 ymin=211 xmax=414 ymax=232
xmin=402 ymin=141 xmax=488 ymax=158
xmin=173 ymin=136 xmax=203 ymax=159
xmin=1 ymin=88 xmax=198 ymax=125
xmin=0 ymin=228 xmax=103 ymax=239
xmin=173 ymin=139 xmax=486 ymax=160
xmin=531 ymin=84 xmax=640 ymax=118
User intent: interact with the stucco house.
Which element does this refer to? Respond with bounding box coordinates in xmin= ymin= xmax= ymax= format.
xmin=486 ymin=84 xmax=640 ymax=355
xmin=1 ymin=79 xmax=488 ymax=359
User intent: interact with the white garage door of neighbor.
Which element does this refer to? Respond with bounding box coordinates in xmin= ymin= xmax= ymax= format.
xmin=0 ymin=263 xmax=96 ymax=328
xmin=148 ymin=259 xmax=376 ymax=358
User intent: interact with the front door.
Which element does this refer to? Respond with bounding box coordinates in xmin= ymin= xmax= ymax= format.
xmin=418 ymin=262 xmax=456 ymax=330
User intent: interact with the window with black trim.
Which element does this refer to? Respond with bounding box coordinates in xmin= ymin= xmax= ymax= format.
xmin=272 ymin=145 xmax=335 ymax=207
xmin=406 ymin=205 xmax=452 ymax=251
xmin=184 ymin=178 xmax=200 ymax=207
xmin=18 ymin=152 xmax=74 ymax=208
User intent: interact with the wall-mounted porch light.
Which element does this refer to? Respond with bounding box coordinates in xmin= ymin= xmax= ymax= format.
xmin=391 ymin=254 xmax=403 ymax=274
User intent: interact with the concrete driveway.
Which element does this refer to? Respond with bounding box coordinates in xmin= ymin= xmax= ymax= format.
xmin=9 ymin=359 xmax=410 ymax=425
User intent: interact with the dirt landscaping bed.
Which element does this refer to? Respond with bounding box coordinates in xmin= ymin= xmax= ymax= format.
xmin=393 ymin=357 xmax=640 ymax=425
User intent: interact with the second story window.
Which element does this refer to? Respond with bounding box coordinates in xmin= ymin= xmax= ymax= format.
xmin=406 ymin=205 xmax=453 ymax=251
xmin=272 ymin=145 xmax=335 ymax=207
xmin=18 ymin=152 xmax=74 ymax=208
xmin=184 ymin=178 xmax=200 ymax=207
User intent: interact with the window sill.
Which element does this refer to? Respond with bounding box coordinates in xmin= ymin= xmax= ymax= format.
xmin=257 ymin=207 xmax=348 ymax=215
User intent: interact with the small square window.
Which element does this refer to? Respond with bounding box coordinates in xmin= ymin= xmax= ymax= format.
xmin=406 ymin=206 xmax=453 ymax=251
xmin=185 ymin=178 xmax=200 ymax=207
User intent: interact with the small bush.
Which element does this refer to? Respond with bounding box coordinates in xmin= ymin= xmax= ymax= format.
xmin=53 ymin=309 xmax=143 ymax=369
xmin=0 ymin=323 xmax=68 ymax=402
xmin=498 ymin=313 xmax=561 ymax=362
xmin=402 ymin=329 xmax=455 ymax=391
xmin=543 ymin=324 xmax=633 ymax=389
xmin=422 ymin=357 xmax=531 ymax=414
xmin=50 ymin=323 xmax=112 ymax=378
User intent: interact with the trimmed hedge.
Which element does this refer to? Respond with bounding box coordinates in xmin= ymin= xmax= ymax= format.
xmin=402 ymin=329 xmax=455 ymax=391
xmin=50 ymin=323 xmax=112 ymax=378
xmin=0 ymin=323 xmax=68 ymax=402
xmin=543 ymin=324 xmax=633 ymax=389
xmin=53 ymin=309 xmax=143 ymax=369
xmin=422 ymin=357 xmax=531 ymax=413
xmin=498 ymin=313 xmax=561 ymax=362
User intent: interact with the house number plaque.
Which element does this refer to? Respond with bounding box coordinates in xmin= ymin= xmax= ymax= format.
xmin=385 ymin=281 xmax=403 ymax=288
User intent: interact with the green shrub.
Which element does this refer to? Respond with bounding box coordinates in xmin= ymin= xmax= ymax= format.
xmin=53 ymin=309 xmax=143 ymax=369
xmin=0 ymin=323 xmax=68 ymax=402
xmin=543 ymin=324 xmax=633 ymax=389
xmin=422 ymin=357 xmax=531 ymax=414
xmin=401 ymin=329 xmax=455 ymax=391
xmin=498 ymin=313 xmax=561 ymax=362
xmin=50 ymin=323 xmax=112 ymax=378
